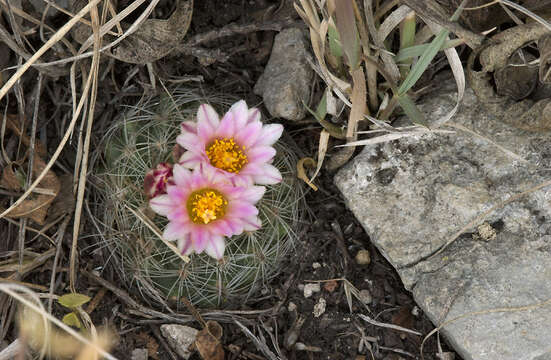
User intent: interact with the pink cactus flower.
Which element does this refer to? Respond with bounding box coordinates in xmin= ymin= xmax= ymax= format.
xmin=149 ymin=164 xmax=265 ymax=259
xmin=144 ymin=162 xmax=174 ymax=199
xmin=177 ymin=100 xmax=283 ymax=186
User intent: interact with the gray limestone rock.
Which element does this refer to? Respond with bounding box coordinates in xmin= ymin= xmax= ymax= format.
xmin=131 ymin=348 xmax=148 ymax=360
xmin=160 ymin=324 xmax=198 ymax=359
xmin=254 ymin=28 xmax=313 ymax=121
xmin=335 ymin=79 xmax=551 ymax=360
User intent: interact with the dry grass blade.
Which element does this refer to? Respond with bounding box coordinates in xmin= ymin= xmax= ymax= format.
xmin=70 ymin=0 xmax=103 ymax=293
xmin=0 ymin=4 xmax=101 ymax=223
xmin=378 ymin=5 xmax=414 ymax=43
xmin=327 ymin=66 xmax=366 ymax=170
xmin=500 ymin=0 xmax=551 ymax=31
xmin=334 ymin=0 xmax=360 ymax=68
xmin=0 ymin=0 xmax=102 ymax=101
xmin=425 ymin=19 xmax=465 ymax=128
xmin=308 ymin=130 xmax=330 ymax=185
xmin=444 ymin=123 xmax=525 ymax=161
xmin=338 ymin=128 xmax=455 ymax=147
xmin=234 ymin=320 xmax=278 ymax=360
xmin=358 ymin=314 xmax=422 ymax=336
xmin=125 ymin=205 xmax=191 ymax=263
xmin=33 ymin=0 xmax=161 ymax=67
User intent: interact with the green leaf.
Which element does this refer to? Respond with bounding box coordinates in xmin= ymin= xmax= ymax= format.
xmin=394 ymin=39 xmax=464 ymax=63
xmin=328 ymin=22 xmax=343 ymax=62
xmin=397 ymin=1 xmax=466 ymax=96
xmin=397 ymin=29 xmax=449 ymax=96
xmin=58 ymin=293 xmax=91 ymax=309
xmin=397 ymin=94 xmax=428 ymax=127
xmin=62 ymin=312 xmax=82 ymax=329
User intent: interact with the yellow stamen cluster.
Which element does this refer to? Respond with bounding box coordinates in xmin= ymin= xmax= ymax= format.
xmin=206 ymin=138 xmax=248 ymax=173
xmin=187 ymin=189 xmax=228 ymax=224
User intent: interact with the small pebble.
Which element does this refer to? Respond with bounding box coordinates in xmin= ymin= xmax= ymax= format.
xmin=131 ymin=348 xmax=148 ymax=360
xmin=160 ymin=324 xmax=198 ymax=360
xmin=411 ymin=306 xmax=420 ymax=317
xmin=313 ymin=298 xmax=326 ymax=318
xmin=355 ymin=249 xmax=371 ymax=265
xmin=288 ymin=302 xmax=297 ymax=312
xmin=303 ymin=283 xmax=321 ymax=298
xmin=358 ymin=289 xmax=373 ymax=305
xmin=312 ymin=262 xmax=321 ymax=269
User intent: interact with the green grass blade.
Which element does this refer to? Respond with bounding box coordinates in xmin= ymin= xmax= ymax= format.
xmin=395 ymin=39 xmax=464 ymax=62
xmin=397 ymin=1 xmax=466 ymax=96
xmin=397 ymin=28 xmax=448 ymax=96
xmin=397 ymin=94 xmax=428 ymax=127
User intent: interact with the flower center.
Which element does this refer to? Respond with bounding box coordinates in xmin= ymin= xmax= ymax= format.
xmin=206 ymin=138 xmax=247 ymax=173
xmin=186 ymin=188 xmax=228 ymax=224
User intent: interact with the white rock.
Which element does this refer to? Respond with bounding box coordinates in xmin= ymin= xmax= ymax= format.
xmin=312 ymin=262 xmax=321 ymax=269
xmin=288 ymin=301 xmax=297 ymax=312
xmin=131 ymin=348 xmax=148 ymax=360
xmin=313 ymin=298 xmax=326 ymax=318
xmin=160 ymin=324 xmax=199 ymax=360
xmin=358 ymin=289 xmax=372 ymax=305
xmin=303 ymin=283 xmax=321 ymax=298
xmin=335 ymin=77 xmax=551 ymax=360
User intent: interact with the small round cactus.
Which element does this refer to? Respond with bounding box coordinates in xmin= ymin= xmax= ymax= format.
xmin=94 ymin=88 xmax=304 ymax=308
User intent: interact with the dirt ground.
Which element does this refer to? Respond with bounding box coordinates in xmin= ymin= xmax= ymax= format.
xmin=0 ymin=0 xmax=463 ymax=359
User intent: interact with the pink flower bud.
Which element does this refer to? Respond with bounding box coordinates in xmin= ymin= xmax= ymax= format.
xmin=144 ymin=162 xmax=174 ymax=199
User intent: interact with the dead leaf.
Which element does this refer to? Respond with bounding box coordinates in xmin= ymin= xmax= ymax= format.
xmin=296 ymin=157 xmax=318 ymax=191
xmin=391 ymin=306 xmax=415 ymax=340
xmin=136 ymin=332 xmax=160 ymax=360
xmin=195 ymin=321 xmax=224 ymax=360
xmin=326 ymin=66 xmax=366 ymax=171
xmin=72 ymin=0 xmax=194 ymax=64
xmin=308 ymin=130 xmax=330 ymax=185
xmin=5 ymin=115 xmax=47 ymax=157
xmin=46 ymin=174 xmax=75 ymax=221
xmin=323 ymin=280 xmax=339 ymax=293
xmin=1 ymin=157 xmax=60 ymax=225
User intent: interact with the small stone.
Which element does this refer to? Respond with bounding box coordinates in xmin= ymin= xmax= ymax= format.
xmin=358 ymin=289 xmax=372 ymax=305
xmin=303 ymin=283 xmax=321 ymax=298
xmin=476 ymin=222 xmax=497 ymax=242
xmin=160 ymin=324 xmax=199 ymax=360
xmin=355 ymin=249 xmax=371 ymax=265
xmin=288 ymin=301 xmax=297 ymax=312
xmin=313 ymin=298 xmax=326 ymax=318
xmin=312 ymin=262 xmax=321 ymax=269
xmin=254 ymin=28 xmax=314 ymax=121
xmin=131 ymin=348 xmax=148 ymax=360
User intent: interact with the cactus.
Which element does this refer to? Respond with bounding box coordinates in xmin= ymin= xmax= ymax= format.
xmin=94 ymin=88 xmax=305 ymax=308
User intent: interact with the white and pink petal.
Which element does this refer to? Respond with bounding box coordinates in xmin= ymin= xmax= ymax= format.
xmin=252 ymin=163 xmax=282 ymax=185
xmin=163 ymin=221 xmax=188 ymax=241
xmin=253 ymin=123 xmax=283 ymax=147
xmin=149 ymin=195 xmax=176 ymax=216
xmin=230 ymin=100 xmax=249 ymax=130
xmin=247 ymin=146 xmax=276 ymax=163
xmin=204 ymin=235 xmax=226 ymax=259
